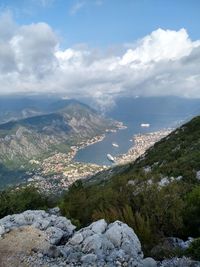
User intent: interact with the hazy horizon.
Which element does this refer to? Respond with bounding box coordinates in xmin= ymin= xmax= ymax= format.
xmin=0 ymin=0 xmax=199 ymax=111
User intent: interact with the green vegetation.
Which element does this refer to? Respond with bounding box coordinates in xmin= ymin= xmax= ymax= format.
xmin=0 ymin=186 xmax=55 ymax=219
xmin=186 ymin=238 xmax=200 ymax=260
xmin=1 ymin=116 xmax=200 ymax=259
xmin=134 ymin=116 xmax=200 ymax=180
xmin=60 ymin=178 xmax=189 ymax=254
xmin=60 ymin=116 xmax=200 ymax=256
xmin=184 ymin=186 xmax=200 ymax=236
xmin=0 ymin=101 xmax=117 ymax=189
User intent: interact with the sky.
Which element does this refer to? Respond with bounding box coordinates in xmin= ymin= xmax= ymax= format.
xmin=0 ymin=0 xmax=200 ymax=108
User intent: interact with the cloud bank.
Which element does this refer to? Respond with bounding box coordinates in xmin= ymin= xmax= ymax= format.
xmin=0 ymin=11 xmax=200 ymax=108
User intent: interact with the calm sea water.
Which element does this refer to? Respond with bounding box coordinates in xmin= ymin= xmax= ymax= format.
xmin=74 ymin=114 xmax=188 ymax=166
xmin=0 ymin=115 xmax=187 ymax=189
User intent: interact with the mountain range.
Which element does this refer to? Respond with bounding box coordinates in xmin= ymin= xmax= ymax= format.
xmin=0 ymin=99 xmax=119 ymax=163
xmin=61 ymin=115 xmax=200 ymax=256
xmin=1 ymin=99 xmax=200 ymax=263
xmin=0 ymin=98 xmax=119 ymax=188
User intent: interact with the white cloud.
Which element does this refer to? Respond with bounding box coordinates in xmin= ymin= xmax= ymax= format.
xmin=0 ymin=12 xmax=200 ymax=109
xmin=120 ymin=28 xmax=200 ymax=65
xmin=11 ymin=22 xmax=58 ymax=76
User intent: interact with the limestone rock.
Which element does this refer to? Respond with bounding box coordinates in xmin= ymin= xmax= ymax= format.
xmin=69 ymin=232 xmax=84 ymax=245
xmin=0 ymin=209 xmax=76 ymax=242
xmin=46 ymin=226 xmax=65 ymax=245
xmin=91 ymin=219 xmax=107 ymax=234
xmin=196 ymin=171 xmax=200 ymax=181
xmin=44 ymin=245 xmax=62 ymax=258
xmin=0 ymin=225 xmax=5 ymax=236
xmin=81 ymin=253 xmax=97 ymax=264
xmin=48 ymin=207 xmax=61 ymax=216
xmin=141 ymin=257 xmax=157 ymax=267
xmin=0 ymin=211 xmax=144 ymax=266
xmin=62 ymin=219 xmax=143 ymax=266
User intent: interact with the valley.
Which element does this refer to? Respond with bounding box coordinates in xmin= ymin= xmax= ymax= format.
xmin=0 ymin=2 xmax=199 ymax=265
xmin=1 ymin=97 xmax=200 ymax=265
xmin=59 ymin=115 xmax=200 ymax=260
xmin=0 ymin=98 xmax=121 ymax=189
xmin=24 ymin=129 xmax=173 ymax=194
xmin=24 ymin=136 xmax=109 ymax=194
xmin=1 ymin=96 xmax=199 ymax=192
xmin=15 ymin=127 xmax=169 ymax=194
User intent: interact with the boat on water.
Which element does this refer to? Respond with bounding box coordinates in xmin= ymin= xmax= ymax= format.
xmin=141 ymin=123 xmax=150 ymax=127
xmin=107 ymin=154 xmax=115 ymax=162
xmin=112 ymin=142 xmax=119 ymax=148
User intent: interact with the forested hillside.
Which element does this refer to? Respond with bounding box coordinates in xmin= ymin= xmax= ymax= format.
xmin=60 ymin=116 xmax=200 ymax=255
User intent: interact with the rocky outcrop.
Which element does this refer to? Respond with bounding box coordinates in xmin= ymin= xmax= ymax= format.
xmin=0 ymin=209 xmax=75 ymax=246
xmin=59 ymin=219 xmax=143 ymax=266
xmin=0 ymin=209 xmax=199 ymax=267
xmin=0 ymin=209 xmax=145 ymax=267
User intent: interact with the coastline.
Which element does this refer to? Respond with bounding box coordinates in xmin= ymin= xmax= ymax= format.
xmin=19 ymin=125 xmax=173 ymax=194
xmin=24 ymin=123 xmax=126 ymax=193
xmin=71 ymin=121 xmax=127 ymax=161
xmin=114 ymin=128 xmax=173 ymax=165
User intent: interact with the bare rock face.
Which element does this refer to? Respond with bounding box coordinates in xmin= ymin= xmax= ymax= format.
xmin=57 ymin=219 xmax=143 ymax=266
xmin=0 ymin=210 xmax=144 ymax=267
xmin=1 ymin=209 xmax=200 ymax=267
xmin=0 ymin=209 xmax=76 ymax=245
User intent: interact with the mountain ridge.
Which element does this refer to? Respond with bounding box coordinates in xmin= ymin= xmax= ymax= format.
xmin=1 ymin=115 xmax=200 ymax=264
xmin=60 ymin=115 xmax=200 ymax=256
xmin=0 ymin=100 xmax=118 ymax=165
xmin=0 ymin=100 xmax=119 ymax=189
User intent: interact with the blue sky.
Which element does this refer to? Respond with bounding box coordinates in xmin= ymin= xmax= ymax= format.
xmin=1 ymin=0 xmax=200 ymax=47
xmin=0 ymin=0 xmax=200 ymax=104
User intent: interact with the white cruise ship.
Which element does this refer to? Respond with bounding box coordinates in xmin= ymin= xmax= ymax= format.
xmin=140 ymin=123 xmax=150 ymax=127
xmin=112 ymin=142 xmax=119 ymax=148
xmin=107 ymin=154 xmax=115 ymax=162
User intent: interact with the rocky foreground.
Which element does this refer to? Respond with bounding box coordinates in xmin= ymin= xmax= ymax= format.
xmin=0 ymin=209 xmax=199 ymax=267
